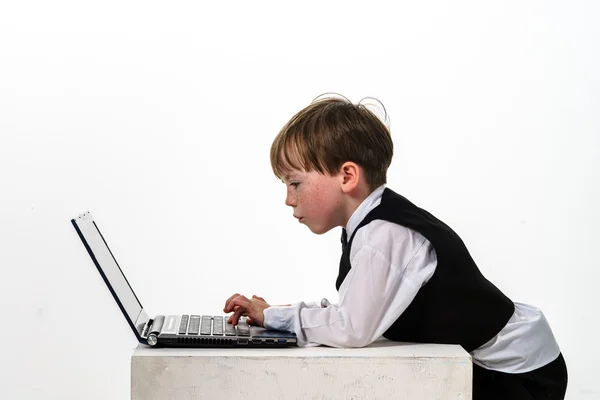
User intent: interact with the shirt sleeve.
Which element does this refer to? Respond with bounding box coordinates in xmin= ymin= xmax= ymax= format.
xmin=303 ymin=301 xmax=324 ymax=308
xmin=263 ymin=221 xmax=437 ymax=347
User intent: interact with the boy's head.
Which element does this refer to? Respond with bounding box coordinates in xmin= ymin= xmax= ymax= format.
xmin=271 ymin=95 xmax=393 ymax=189
xmin=270 ymin=95 xmax=393 ymax=234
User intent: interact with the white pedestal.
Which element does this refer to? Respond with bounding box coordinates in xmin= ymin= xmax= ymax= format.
xmin=131 ymin=339 xmax=472 ymax=399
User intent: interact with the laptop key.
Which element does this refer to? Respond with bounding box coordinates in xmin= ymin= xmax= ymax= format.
xmin=179 ymin=315 xmax=190 ymax=335
xmin=225 ymin=322 xmax=236 ymax=336
xmin=188 ymin=315 xmax=200 ymax=335
xmin=237 ymin=322 xmax=250 ymax=337
xmin=212 ymin=316 xmax=224 ymax=335
xmin=200 ymin=316 xmax=212 ymax=335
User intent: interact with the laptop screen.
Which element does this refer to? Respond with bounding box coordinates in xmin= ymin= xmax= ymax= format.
xmin=72 ymin=212 xmax=144 ymax=330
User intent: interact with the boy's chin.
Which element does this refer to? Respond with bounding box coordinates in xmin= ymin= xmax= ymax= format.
xmin=306 ymin=224 xmax=334 ymax=235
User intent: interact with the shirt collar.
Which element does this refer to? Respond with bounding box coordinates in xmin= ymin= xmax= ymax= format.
xmin=345 ymin=184 xmax=386 ymax=239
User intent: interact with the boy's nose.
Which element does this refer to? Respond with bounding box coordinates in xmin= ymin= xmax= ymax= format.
xmin=285 ymin=193 xmax=296 ymax=207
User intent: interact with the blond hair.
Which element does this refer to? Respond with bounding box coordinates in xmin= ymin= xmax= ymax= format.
xmin=270 ymin=96 xmax=393 ymax=188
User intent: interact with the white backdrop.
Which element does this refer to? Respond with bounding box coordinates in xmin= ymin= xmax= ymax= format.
xmin=1 ymin=1 xmax=598 ymax=399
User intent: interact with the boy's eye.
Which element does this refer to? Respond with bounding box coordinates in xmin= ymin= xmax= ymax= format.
xmin=290 ymin=182 xmax=300 ymax=188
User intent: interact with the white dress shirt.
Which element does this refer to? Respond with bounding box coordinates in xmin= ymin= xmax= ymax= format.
xmin=264 ymin=185 xmax=561 ymax=373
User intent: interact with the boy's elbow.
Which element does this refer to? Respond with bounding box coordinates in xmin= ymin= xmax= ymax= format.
xmin=344 ymin=338 xmax=371 ymax=348
xmin=333 ymin=330 xmax=373 ymax=348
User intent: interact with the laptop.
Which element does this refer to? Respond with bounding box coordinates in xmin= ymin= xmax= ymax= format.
xmin=71 ymin=211 xmax=297 ymax=348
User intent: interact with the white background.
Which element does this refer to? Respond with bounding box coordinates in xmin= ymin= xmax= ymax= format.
xmin=1 ymin=1 xmax=598 ymax=398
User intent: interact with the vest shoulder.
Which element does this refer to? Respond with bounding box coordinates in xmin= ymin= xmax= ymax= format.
xmin=357 ymin=219 xmax=424 ymax=245
xmin=351 ymin=219 xmax=430 ymax=262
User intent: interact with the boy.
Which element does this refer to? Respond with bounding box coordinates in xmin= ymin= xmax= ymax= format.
xmin=223 ymin=95 xmax=568 ymax=399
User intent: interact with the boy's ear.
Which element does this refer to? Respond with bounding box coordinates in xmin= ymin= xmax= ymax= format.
xmin=339 ymin=162 xmax=361 ymax=193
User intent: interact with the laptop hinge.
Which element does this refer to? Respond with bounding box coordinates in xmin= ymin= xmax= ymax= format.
xmin=141 ymin=318 xmax=154 ymax=339
xmin=146 ymin=315 xmax=166 ymax=338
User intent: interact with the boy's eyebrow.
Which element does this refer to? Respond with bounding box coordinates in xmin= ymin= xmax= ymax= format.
xmin=283 ymin=171 xmax=303 ymax=182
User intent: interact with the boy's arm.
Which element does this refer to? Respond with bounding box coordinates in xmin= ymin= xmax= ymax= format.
xmin=223 ymin=295 xmax=332 ymax=326
xmin=304 ymin=299 xmax=335 ymax=308
xmin=263 ymin=223 xmax=436 ymax=348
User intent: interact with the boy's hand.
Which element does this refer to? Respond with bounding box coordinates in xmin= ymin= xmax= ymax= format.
xmin=223 ymin=294 xmax=270 ymax=327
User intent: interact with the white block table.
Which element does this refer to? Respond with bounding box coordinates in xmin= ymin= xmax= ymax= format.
xmin=131 ymin=339 xmax=472 ymax=399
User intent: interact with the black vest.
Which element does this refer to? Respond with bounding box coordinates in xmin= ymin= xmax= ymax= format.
xmin=337 ymin=188 xmax=514 ymax=352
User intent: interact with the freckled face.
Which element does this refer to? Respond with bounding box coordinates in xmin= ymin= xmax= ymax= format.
xmin=284 ymin=170 xmax=344 ymax=234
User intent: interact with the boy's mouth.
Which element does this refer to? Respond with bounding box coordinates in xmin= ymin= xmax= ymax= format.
xmin=294 ymin=216 xmax=304 ymax=222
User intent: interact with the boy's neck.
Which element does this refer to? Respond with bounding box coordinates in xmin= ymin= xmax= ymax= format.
xmin=340 ymin=185 xmax=376 ymax=228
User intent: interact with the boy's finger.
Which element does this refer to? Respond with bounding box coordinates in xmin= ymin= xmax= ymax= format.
xmin=231 ymin=296 xmax=251 ymax=309
xmin=227 ymin=310 xmax=239 ymax=324
xmin=223 ymin=293 xmax=241 ymax=312
xmin=231 ymin=306 xmax=245 ymax=326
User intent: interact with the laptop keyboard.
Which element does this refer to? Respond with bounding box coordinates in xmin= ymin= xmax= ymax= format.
xmin=179 ymin=315 xmax=250 ymax=337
